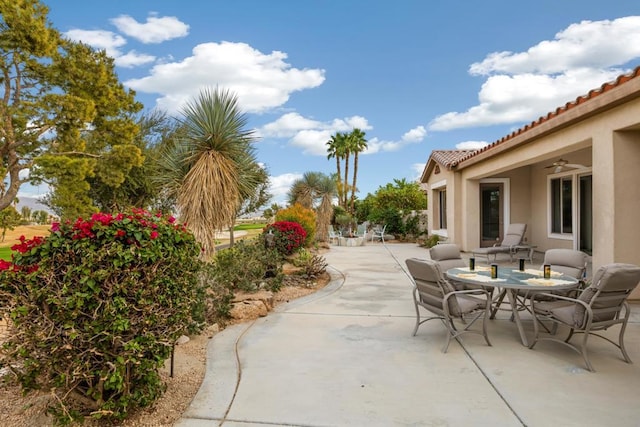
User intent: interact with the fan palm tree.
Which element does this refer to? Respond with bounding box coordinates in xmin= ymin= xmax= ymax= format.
xmin=287 ymin=171 xmax=322 ymax=208
xmin=287 ymin=171 xmax=336 ymax=242
xmin=347 ymin=128 xmax=368 ymax=214
xmin=155 ymin=87 xmax=258 ymax=258
xmin=326 ymin=132 xmax=347 ymax=209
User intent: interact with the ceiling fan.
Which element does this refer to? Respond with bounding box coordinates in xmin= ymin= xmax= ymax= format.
xmin=544 ymin=158 xmax=587 ymax=173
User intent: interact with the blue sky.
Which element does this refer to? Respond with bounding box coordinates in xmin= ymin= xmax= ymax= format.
xmin=23 ymin=0 xmax=640 ymax=208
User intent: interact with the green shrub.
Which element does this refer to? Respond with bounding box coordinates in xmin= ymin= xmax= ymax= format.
xmin=292 ymin=248 xmax=328 ymax=278
xmin=263 ymin=221 xmax=307 ymax=256
xmin=275 ymin=203 xmax=316 ymax=246
xmin=212 ymin=239 xmax=284 ymax=293
xmin=0 ymin=209 xmax=203 ymax=424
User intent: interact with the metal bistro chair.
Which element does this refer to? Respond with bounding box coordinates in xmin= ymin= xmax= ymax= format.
xmin=370 ymin=224 xmax=387 ymax=242
xmin=405 ymin=258 xmax=492 ymax=352
xmin=529 ymin=263 xmax=640 ymax=372
xmin=328 ymin=225 xmax=341 ymax=245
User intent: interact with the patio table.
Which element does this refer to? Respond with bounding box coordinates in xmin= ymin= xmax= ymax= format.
xmin=446 ymin=267 xmax=579 ymax=346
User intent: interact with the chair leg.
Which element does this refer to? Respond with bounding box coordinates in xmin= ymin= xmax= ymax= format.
xmin=412 ymin=300 xmax=421 ymax=337
xmin=482 ymin=305 xmax=492 ymax=347
xmin=580 ymin=331 xmax=595 ymax=372
xmin=618 ymin=321 xmax=633 ymax=364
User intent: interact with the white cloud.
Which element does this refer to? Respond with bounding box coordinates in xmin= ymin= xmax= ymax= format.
xmin=470 ymin=17 xmax=640 ymax=75
xmin=125 ymin=41 xmax=326 ymax=113
xmin=260 ymin=114 xmax=426 ymax=156
xmin=260 ymin=113 xmax=323 ymax=138
xmin=411 ymin=163 xmax=426 ymax=179
xmin=402 ymin=126 xmax=427 ymax=142
xmin=363 ymin=125 xmax=426 ymax=155
xmin=64 ymin=29 xmax=126 ymax=58
xmin=268 ymin=173 xmax=302 ymax=204
xmin=455 ymin=140 xmax=488 ymax=150
xmin=260 ymin=113 xmax=373 ymax=156
xmin=115 ymin=50 xmax=156 ymax=68
xmin=64 ymin=29 xmax=155 ymax=68
xmin=111 ymin=14 xmax=189 ymax=44
xmin=429 ymin=16 xmax=640 ymax=131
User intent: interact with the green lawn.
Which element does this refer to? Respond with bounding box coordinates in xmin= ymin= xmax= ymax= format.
xmin=234 ymin=223 xmax=266 ymax=231
xmin=0 ymin=246 xmax=13 ymax=261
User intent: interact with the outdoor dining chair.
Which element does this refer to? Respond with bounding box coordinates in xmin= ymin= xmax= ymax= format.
xmin=529 ymin=263 xmax=640 ymax=372
xmin=405 ymin=258 xmax=492 ymax=352
xmin=328 ymin=225 xmax=341 ymax=245
xmin=472 ymin=223 xmax=527 ymax=262
xmin=370 ymin=224 xmax=387 ymax=242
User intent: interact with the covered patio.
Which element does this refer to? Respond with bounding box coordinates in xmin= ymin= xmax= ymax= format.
xmin=421 ymin=66 xmax=640 ymax=299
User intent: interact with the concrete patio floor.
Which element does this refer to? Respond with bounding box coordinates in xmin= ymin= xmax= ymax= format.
xmin=177 ymin=242 xmax=640 ymax=427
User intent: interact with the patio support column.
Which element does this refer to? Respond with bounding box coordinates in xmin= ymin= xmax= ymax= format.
xmin=593 ymin=130 xmax=640 ymax=298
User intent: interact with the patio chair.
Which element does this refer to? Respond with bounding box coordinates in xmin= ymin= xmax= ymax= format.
xmin=328 ymin=225 xmax=341 ymax=245
xmin=429 ymin=243 xmax=467 ymax=291
xmin=355 ymin=222 xmax=368 ymax=239
xmin=370 ymin=224 xmax=387 ymax=242
xmin=529 ymin=263 xmax=640 ymax=372
xmin=472 ymin=223 xmax=527 ymax=263
xmin=404 ymin=258 xmax=492 ymax=352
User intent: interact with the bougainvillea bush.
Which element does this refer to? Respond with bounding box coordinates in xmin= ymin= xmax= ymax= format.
xmin=274 ymin=203 xmax=316 ymax=247
xmin=263 ymin=221 xmax=307 ymax=256
xmin=0 ymin=209 xmax=204 ymax=424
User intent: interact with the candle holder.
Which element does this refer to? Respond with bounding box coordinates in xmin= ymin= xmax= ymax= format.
xmin=491 ymin=264 xmax=498 ymax=279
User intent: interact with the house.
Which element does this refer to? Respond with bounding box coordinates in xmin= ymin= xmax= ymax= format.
xmin=420 ymin=66 xmax=640 ymax=299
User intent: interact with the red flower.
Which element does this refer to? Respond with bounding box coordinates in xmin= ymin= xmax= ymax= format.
xmin=0 ymin=259 xmax=13 ymax=271
xmin=116 ymin=230 xmax=126 ymax=238
xmin=150 ymin=231 xmax=159 ymax=240
xmin=51 ymin=222 xmax=60 ymax=232
xmin=168 ymin=216 xmax=176 ymax=224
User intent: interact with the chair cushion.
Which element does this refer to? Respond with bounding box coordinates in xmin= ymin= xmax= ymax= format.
xmin=473 ymin=246 xmax=508 ymax=255
xmin=454 ymin=294 xmax=486 ymax=314
xmin=574 ymin=263 xmax=640 ymax=326
xmin=430 ymin=244 xmax=461 ymax=261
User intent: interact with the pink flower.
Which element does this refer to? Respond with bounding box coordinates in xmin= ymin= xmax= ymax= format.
xmin=168 ymin=216 xmax=176 ymax=224
xmin=51 ymin=222 xmax=60 ymax=232
xmin=150 ymin=231 xmax=159 ymax=240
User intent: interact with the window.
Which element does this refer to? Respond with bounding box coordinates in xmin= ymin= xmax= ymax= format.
xmin=551 ymin=177 xmax=572 ymax=234
xmin=438 ymin=189 xmax=447 ymax=229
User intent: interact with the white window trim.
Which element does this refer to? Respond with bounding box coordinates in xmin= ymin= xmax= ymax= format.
xmin=431 ymin=179 xmax=447 ymax=235
xmin=546 ymin=168 xmax=592 ymax=245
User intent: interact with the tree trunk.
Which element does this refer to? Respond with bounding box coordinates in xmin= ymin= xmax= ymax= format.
xmin=343 ymin=152 xmax=350 ymax=209
xmin=350 ymin=152 xmax=358 ymax=214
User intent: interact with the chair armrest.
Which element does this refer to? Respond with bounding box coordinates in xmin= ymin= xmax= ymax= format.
xmin=444 ymin=288 xmax=491 ymax=300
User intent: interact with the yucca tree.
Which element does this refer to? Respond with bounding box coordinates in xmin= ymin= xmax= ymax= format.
xmin=156 ymin=87 xmax=258 ymax=258
xmin=315 ymin=174 xmax=337 ymax=242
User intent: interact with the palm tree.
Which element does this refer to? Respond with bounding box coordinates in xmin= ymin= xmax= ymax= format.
xmin=155 ymin=87 xmax=258 ymax=258
xmin=326 ymin=132 xmax=347 ymax=209
xmin=287 ymin=171 xmax=336 ymax=242
xmin=287 ymin=171 xmax=321 ymax=208
xmin=347 ymin=128 xmax=367 ymax=214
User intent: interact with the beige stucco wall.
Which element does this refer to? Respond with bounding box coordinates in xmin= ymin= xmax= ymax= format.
xmin=423 ymin=86 xmax=640 ymax=298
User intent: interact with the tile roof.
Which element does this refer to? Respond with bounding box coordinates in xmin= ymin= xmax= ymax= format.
xmin=430 ymin=149 xmax=477 ymax=169
xmin=453 ymin=65 xmax=640 ymax=166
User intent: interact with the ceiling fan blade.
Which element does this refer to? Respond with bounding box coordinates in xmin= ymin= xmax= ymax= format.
xmin=564 ymin=163 xmax=587 ymax=169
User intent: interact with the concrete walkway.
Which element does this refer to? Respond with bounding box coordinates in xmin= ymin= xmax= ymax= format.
xmin=177 ymin=243 xmax=640 ymax=427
